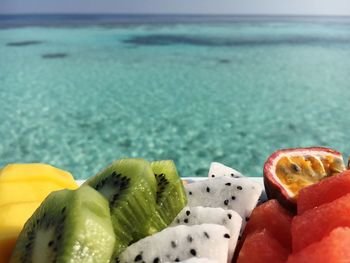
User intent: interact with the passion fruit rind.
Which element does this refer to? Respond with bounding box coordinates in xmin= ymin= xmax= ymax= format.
xmin=263 ymin=147 xmax=345 ymax=213
xmin=263 ymin=177 xmax=297 ymax=213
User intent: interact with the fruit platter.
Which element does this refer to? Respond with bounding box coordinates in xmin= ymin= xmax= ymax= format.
xmin=1 ymin=147 xmax=350 ymax=263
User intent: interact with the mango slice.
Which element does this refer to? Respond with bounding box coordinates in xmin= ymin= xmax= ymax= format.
xmin=0 ymin=163 xmax=78 ymax=262
xmin=0 ymin=163 xmax=75 ymax=183
xmin=0 ymin=236 xmax=16 ymax=263
xmin=0 ymin=180 xmax=77 ymax=206
xmin=0 ymin=202 xmax=41 ymax=263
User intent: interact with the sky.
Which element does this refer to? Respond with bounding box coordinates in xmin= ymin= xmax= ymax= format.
xmin=1 ymin=0 xmax=350 ymax=15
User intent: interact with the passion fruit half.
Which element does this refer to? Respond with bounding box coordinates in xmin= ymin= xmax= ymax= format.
xmin=263 ymin=147 xmax=345 ymax=212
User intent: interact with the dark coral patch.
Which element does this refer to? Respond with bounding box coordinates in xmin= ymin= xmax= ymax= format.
xmin=217 ymin=59 xmax=231 ymax=64
xmin=124 ymin=34 xmax=350 ymax=47
xmin=6 ymin=40 xmax=44 ymax=47
xmin=42 ymin=53 xmax=68 ymax=59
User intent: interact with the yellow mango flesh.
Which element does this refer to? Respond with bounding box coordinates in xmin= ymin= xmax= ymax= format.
xmin=0 ymin=202 xmax=41 ymax=263
xmin=0 ymin=163 xmax=78 ymax=261
xmin=0 ymin=163 xmax=77 ymax=206
xmin=0 ymin=180 xmax=77 ymax=206
xmin=0 ymin=163 xmax=75 ymax=183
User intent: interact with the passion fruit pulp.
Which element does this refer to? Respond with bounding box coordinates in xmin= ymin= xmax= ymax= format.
xmin=264 ymin=147 xmax=345 ymax=212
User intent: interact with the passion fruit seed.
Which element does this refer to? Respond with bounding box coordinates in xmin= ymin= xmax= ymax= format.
xmin=264 ymin=147 xmax=346 ymax=212
xmin=275 ymin=155 xmax=344 ymax=197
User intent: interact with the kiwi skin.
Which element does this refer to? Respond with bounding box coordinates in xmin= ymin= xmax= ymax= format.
xmin=10 ymin=186 xmax=115 ymax=263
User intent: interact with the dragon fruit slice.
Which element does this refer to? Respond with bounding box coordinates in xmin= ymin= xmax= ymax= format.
xmin=167 ymin=258 xmax=218 ymax=263
xmin=170 ymin=206 xmax=242 ymax=262
xmin=208 ymin=162 xmax=244 ymax=178
xmin=207 ymin=162 xmax=267 ymax=205
xmin=118 ymin=224 xmax=230 ymax=263
xmin=185 ymin=177 xmax=262 ymax=221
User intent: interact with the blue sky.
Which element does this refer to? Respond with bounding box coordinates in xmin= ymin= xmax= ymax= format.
xmin=1 ymin=0 xmax=350 ymax=15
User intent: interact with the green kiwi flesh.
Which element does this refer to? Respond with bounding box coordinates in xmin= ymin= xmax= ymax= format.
xmin=84 ymin=158 xmax=166 ymax=254
xmin=10 ymin=185 xmax=115 ymax=263
xmin=151 ymin=160 xmax=187 ymax=227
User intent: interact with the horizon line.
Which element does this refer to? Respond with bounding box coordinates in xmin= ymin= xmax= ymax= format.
xmin=1 ymin=13 xmax=350 ymax=17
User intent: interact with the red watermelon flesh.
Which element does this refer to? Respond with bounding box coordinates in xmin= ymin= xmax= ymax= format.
xmin=287 ymin=227 xmax=350 ymax=263
xmin=292 ymin=192 xmax=350 ymax=252
xmin=298 ymin=170 xmax=350 ymax=214
xmin=237 ymin=229 xmax=288 ymax=263
xmin=242 ymin=199 xmax=292 ymax=250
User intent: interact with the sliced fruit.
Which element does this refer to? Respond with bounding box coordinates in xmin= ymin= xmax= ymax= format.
xmin=291 ymin=192 xmax=350 ymax=252
xmin=185 ymin=177 xmax=262 ymax=222
xmin=171 ymin=258 xmax=217 ymax=263
xmin=85 ymin=158 xmax=161 ymax=255
xmin=241 ymin=199 xmax=292 ymax=250
xmin=237 ymin=229 xmax=288 ymax=263
xmin=0 ymin=163 xmax=77 ymax=206
xmin=297 ymin=170 xmax=350 ymax=214
xmin=170 ymin=206 xmax=242 ymax=262
xmin=0 ymin=235 xmax=17 ymax=263
xmin=151 ymin=160 xmax=187 ymax=227
xmin=0 ymin=163 xmax=76 ymax=184
xmin=287 ymin=227 xmax=350 ymax=263
xmin=207 ymin=162 xmax=244 ymax=178
xmin=0 ymin=163 xmax=78 ymax=260
xmin=0 ymin=202 xmax=40 ymax=263
xmin=0 ymin=202 xmax=41 ymax=238
xmin=118 ymin=224 xmax=230 ymax=263
xmin=0 ymin=181 xmax=77 ymax=206
xmin=10 ymin=185 xmax=115 ymax=263
xmin=264 ymin=147 xmax=345 ymax=211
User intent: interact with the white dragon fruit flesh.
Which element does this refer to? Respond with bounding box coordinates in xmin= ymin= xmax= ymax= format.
xmin=185 ymin=177 xmax=262 ymax=223
xmin=170 ymin=206 xmax=241 ymax=262
xmin=208 ymin=162 xmax=244 ymax=179
xmin=118 ymin=224 xmax=230 ymax=263
xmin=167 ymin=258 xmax=218 ymax=263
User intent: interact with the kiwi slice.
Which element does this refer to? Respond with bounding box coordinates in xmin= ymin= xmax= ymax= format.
xmin=10 ymin=185 xmax=115 ymax=263
xmin=151 ymin=160 xmax=187 ymax=226
xmin=84 ymin=158 xmax=165 ymax=254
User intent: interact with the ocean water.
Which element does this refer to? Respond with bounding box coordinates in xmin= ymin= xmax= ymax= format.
xmin=1 ymin=15 xmax=350 ymax=179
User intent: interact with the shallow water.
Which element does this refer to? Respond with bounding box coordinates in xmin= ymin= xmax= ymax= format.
xmin=1 ymin=15 xmax=350 ymax=179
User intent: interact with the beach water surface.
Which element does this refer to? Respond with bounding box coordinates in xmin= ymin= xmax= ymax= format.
xmin=0 ymin=15 xmax=350 ymax=179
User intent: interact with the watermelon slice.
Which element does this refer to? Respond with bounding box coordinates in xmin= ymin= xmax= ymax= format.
xmin=237 ymin=229 xmax=288 ymax=263
xmin=287 ymin=227 xmax=350 ymax=263
xmin=292 ymin=192 xmax=350 ymax=252
xmin=297 ymin=170 xmax=350 ymax=214
xmin=242 ymin=199 xmax=292 ymax=250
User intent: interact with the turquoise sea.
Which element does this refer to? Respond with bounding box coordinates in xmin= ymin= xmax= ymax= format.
xmin=1 ymin=15 xmax=350 ymax=179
